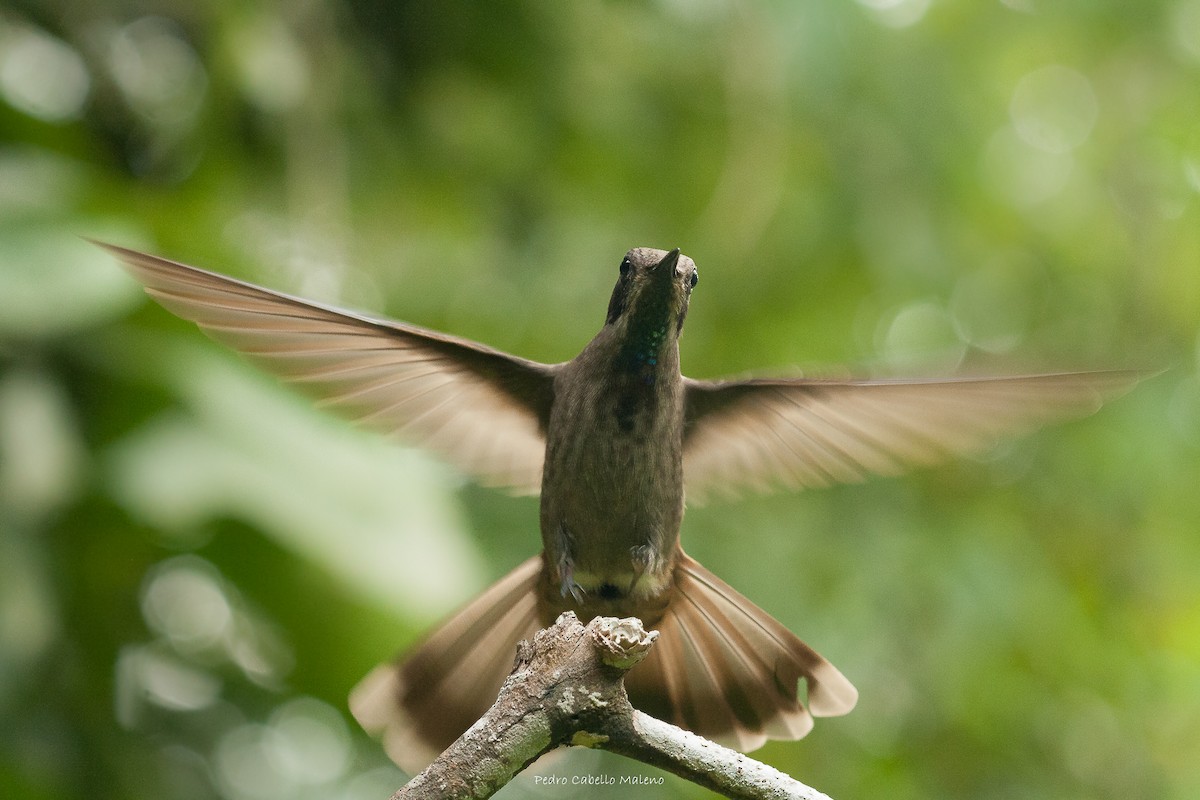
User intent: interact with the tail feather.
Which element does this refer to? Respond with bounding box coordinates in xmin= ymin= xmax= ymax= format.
xmin=349 ymin=555 xmax=543 ymax=772
xmin=675 ymin=568 xmax=811 ymax=739
xmin=350 ymin=551 xmax=855 ymax=772
xmin=624 ymin=553 xmax=855 ymax=751
xmin=677 ymin=554 xmax=858 ymax=718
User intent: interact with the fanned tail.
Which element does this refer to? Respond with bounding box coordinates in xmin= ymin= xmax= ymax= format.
xmin=350 ymin=551 xmax=855 ymax=771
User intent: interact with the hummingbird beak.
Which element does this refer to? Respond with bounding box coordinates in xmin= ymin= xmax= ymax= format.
xmin=653 ymin=248 xmax=682 ymax=281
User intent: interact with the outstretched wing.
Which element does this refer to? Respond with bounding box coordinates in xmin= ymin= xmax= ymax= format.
xmin=102 ymin=242 xmax=556 ymax=494
xmin=682 ymin=371 xmax=1143 ymax=502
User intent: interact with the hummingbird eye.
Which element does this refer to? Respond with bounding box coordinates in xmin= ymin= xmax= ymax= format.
xmin=619 ymin=257 xmax=632 ymax=277
xmin=689 ymin=270 xmax=699 ymax=288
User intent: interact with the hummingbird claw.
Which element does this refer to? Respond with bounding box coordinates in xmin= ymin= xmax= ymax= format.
xmin=555 ymin=523 xmax=585 ymax=602
xmin=562 ymin=578 xmax=585 ymax=603
xmin=629 ymin=543 xmax=661 ymax=577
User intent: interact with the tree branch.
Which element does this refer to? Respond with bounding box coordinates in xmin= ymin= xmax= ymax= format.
xmin=389 ymin=613 xmax=834 ymax=800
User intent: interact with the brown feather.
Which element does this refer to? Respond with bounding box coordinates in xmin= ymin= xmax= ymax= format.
xmin=349 ymin=555 xmax=544 ymax=772
xmin=100 ymin=242 xmax=556 ymax=493
xmin=351 ymin=551 xmax=856 ymax=772
xmin=626 ymin=553 xmax=854 ymax=751
xmin=683 ymin=372 xmax=1144 ymax=502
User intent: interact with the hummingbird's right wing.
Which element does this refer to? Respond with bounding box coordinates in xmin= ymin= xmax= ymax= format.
xmin=100 ymin=243 xmax=555 ymax=494
xmin=681 ymin=371 xmax=1145 ymax=503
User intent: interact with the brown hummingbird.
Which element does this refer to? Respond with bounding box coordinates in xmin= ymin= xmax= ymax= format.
xmin=101 ymin=242 xmax=1140 ymax=772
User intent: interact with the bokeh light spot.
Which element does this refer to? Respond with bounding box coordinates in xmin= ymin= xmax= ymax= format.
xmin=108 ymin=17 xmax=206 ymax=125
xmin=215 ymin=724 xmax=295 ymax=800
xmin=0 ymin=23 xmax=90 ymax=121
xmin=878 ymin=300 xmax=966 ymax=371
xmin=115 ymin=645 xmax=221 ymax=723
xmin=266 ymin=698 xmax=352 ymax=785
xmin=1010 ymin=65 xmax=1098 ymax=154
xmin=226 ymin=14 xmax=309 ymax=113
xmin=982 ymin=126 xmax=1074 ymax=207
xmin=856 ymin=0 xmax=932 ymax=28
xmin=141 ymin=557 xmax=234 ymax=650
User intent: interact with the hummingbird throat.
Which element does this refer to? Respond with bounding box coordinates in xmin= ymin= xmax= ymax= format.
xmin=630 ymin=322 xmax=668 ymax=365
xmin=619 ymin=299 xmax=674 ymax=382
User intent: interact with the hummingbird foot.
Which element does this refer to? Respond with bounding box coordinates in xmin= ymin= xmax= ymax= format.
xmin=628 ymin=543 xmax=664 ymax=593
xmin=561 ymin=574 xmax=585 ymax=603
xmin=554 ymin=524 xmax=586 ymax=603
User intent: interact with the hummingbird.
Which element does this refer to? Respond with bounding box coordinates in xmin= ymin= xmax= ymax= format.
xmin=102 ymin=242 xmax=1140 ymax=772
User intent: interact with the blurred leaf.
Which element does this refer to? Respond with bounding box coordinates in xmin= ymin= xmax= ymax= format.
xmin=103 ymin=338 xmax=485 ymax=616
xmin=0 ymin=223 xmax=142 ymax=337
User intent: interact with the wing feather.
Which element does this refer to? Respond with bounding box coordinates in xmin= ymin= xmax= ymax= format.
xmin=683 ymin=371 xmax=1144 ymax=502
xmin=101 ymin=242 xmax=556 ymax=493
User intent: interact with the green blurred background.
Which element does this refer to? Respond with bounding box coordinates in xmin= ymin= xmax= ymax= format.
xmin=2 ymin=1 xmax=1198 ymax=798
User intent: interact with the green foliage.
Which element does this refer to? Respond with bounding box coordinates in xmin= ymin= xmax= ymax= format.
xmin=2 ymin=1 xmax=1198 ymax=798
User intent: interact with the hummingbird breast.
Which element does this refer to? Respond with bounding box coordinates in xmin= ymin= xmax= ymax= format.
xmin=539 ymin=341 xmax=685 ymax=602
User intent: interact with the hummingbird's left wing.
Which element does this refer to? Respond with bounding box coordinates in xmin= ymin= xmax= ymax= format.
xmin=681 ymin=371 xmax=1143 ymax=503
xmin=100 ymin=243 xmax=556 ymax=494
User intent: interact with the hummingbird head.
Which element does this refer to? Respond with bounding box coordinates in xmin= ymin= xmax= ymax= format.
xmin=604 ymin=248 xmax=699 ymax=339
